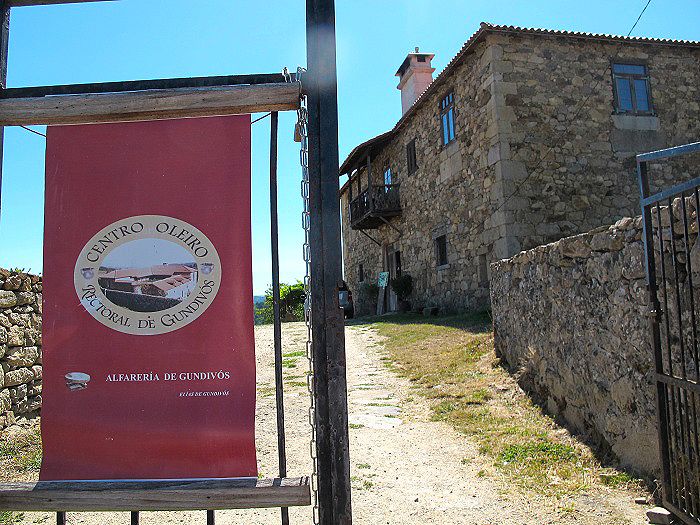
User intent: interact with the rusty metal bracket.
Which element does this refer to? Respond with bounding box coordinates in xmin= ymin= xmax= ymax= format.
xmin=358 ymin=229 xmax=381 ymax=246
xmin=378 ymin=216 xmax=402 ymax=237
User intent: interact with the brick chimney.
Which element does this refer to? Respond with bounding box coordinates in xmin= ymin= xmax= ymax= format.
xmin=396 ymin=47 xmax=435 ymax=115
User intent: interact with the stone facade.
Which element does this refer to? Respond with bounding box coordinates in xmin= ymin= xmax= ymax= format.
xmin=0 ymin=268 xmax=42 ymax=430
xmin=340 ymin=23 xmax=700 ymax=315
xmin=489 ymin=216 xmax=657 ymax=475
xmin=342 ymin=37 xmax=497 ymax=315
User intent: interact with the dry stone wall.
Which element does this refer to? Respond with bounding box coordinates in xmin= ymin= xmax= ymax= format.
xmin=490 ymin=215 xmax=659 ymax=476
xmin=0 ymin=269 xmax=42 ymax=429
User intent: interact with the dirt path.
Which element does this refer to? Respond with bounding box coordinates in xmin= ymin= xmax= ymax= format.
xmin=9 ymin=322 xmax=647 ymax=524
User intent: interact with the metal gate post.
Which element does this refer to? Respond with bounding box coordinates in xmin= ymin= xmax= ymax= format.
xmin=637 ymin=159 xmax=673 ymax=503
xmin=305 ymin=0 xmax=352 ymax=524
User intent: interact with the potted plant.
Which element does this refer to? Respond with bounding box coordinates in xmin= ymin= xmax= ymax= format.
xmin=390 ymin=274 xmax=413 ymax=312
xmin=359 ymin=281 xmax=380 ymax=315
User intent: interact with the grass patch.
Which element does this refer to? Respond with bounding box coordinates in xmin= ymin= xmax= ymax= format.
xmin=356 ymin=311 xmax=635 ymax=497
xmin=350 ymin=476 xmax=374 ymax=490
xmin=496 ymin=441 xmax=578 ymax=487
xmin=349 ymin=423 xmax=364 ymax=429
xmin=499 ymin=442 xmax=576 ymax=465
xmin=0 ymin=511 xmax=23 ymax=525
xmin=0 ymin=425 xmax=42 ymax=473
xmin=286 ymin=381 xmax=307 ymax=388
xmin=257 ymin=385 xmax=275 ymax=398
xmin=282 ymin=359 xmax=297 ymax=369
xmin=599 ymin=470 xmax=642 ymax=489
xmin=466 ymin=388 xmax=491 ymax=405
xmin=283 ymin=350 xmax=306 ymax=358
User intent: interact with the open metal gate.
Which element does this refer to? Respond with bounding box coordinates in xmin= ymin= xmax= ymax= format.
xmin=639 ymin=142 xmax=700 ymax=525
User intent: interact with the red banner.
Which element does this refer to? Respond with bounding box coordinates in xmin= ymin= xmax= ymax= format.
xmin=40 ymin=116 xmax=257 ymax=480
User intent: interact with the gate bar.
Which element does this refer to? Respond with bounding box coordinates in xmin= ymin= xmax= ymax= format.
xmin=0 ymin=0 xmax=8 ymax=242
xmin=658 ymin=372 xmax=700 ymax=395
xmin=11 ymin=0 xmax=115 ymax=6
xmin=305 ymin=0 xmax=352 ymax=523
xmin=1 ymin=73 xmax=292 ymax=99
xmin=641 ymin=174 xmax=700 ymax=207
xmin=269 ymin=110 xmax=290 ymax=525
xmin=0 ymin=82 xmax=300 ymax=126
xmin=0 ymin=477 xmax=311 ymax=511
xmin=638 ymin=156 xmax=675 ymax=517
xmin=637 ymin=141 xmax=700 ymax=162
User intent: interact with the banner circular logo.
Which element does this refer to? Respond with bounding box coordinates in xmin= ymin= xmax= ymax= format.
xmin=74 ymin=215 xmax=221 ymax=335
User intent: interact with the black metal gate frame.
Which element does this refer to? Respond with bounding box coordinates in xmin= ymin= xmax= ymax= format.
xmin=0 ymin=1 xmax=352 ymax=524
xmin=639 ymin=141 xmax=700 ymax=525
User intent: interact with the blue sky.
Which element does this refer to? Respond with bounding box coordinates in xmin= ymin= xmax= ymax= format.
xmin=0 ymin=0 xmax=697 ymax=294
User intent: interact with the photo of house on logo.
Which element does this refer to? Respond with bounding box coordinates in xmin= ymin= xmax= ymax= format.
xmin=95 ymin=238 xmax=201 ymax=313
xmin=99 ymin=263 xmax=196 ymax=298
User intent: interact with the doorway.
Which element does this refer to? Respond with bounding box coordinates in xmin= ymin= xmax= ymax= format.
xmin=385 ymin=244 xmax=402 ymax=312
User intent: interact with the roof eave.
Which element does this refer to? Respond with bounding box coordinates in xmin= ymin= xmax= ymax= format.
xmin=338 ymin=22 xmax=700 ymax=181
xmin=338 ymin=129 xmax=395 ymax=175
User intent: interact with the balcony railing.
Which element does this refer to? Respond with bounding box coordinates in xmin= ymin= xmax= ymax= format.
xmin=349 ymin=184 xmax=401 ymax=229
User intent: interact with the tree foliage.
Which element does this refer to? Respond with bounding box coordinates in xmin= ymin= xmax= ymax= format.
xmin=255 ymin=281 xmax=306 ymax=324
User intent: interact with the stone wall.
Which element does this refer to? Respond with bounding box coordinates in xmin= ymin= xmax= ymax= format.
xmin=490 ymin=216 xmax=658 ymax=475
xmin=341 ymin=27 xmax=700 ymax=316
xmin=0 ymin=269 xmax=42 ymax=429
xmin=496 ymin=32 xmax=700 ymax=252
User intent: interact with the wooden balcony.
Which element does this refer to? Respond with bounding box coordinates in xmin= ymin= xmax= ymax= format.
xmin=349 ymin=184 xmax=401 ymax=229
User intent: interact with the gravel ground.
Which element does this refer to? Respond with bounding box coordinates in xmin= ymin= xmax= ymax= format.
xmin=7 ymin=322 xmax=648 ymax=524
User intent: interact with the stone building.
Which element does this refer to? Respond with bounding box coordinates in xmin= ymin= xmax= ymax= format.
xmin=339 ymin=22 xmax=700 ymax=315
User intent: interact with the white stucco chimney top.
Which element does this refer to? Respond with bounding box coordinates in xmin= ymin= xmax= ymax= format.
xmin=395 ymin=48 xmax=435 ymax=115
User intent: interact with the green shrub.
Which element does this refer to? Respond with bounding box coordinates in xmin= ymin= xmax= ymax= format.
xmin=362 ymin=281 xmax=379 ymax=296
xmin=255 ymin=281 xmax=306 ymax=324
xmin=390 ymin=274 xmax=413 ymax=301
xmin=358 ymin=281 xmax=380 ymax=312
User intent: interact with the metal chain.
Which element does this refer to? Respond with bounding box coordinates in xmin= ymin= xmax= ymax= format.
xmin=290 ymin=66 xmax=320 ymax=525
